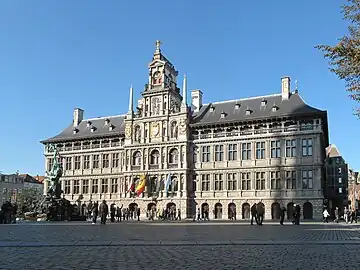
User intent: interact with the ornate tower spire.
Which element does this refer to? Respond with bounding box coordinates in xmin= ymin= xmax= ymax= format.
xmin=182 ymin=74 xmax=187 ymax=106
xmin=128 ymin=84 xmax=133 ymax=113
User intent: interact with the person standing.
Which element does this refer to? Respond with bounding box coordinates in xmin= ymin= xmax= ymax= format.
xmin=91 ymin=201 xmax=98 ymax=224
xmin=250 ymin=203 xmax=257 ymax=225
xmin=99 ymin=200 xmax=109 ymax=225
xmin=256 ymin=203 xmax=264 ymax=225
xmin=136 ymin=207 xmax=140 ymax=221
xmin=280 ymin=206 xmax=286 ymax=225
xmin=334 ymin=207 xmax=339 ymax=223
xmin=323 ymin=208 xmax=330 ymax=223
xmin=344 ymin=206 xmax=349 ymax=223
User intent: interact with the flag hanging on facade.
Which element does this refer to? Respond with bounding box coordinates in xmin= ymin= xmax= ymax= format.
xmin=126 ymin=177 xmax=134 ymax=194
xmin=164 ymin=174 xmax=172 ymax=193
xmin=135 ymin=174 xmax=147 ymax=196
xmin=156 ymin=176 xmax=162 ymax=193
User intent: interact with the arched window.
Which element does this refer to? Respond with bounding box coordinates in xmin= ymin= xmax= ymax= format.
xmin=170 ymin=176 xmax=179 ymax=192
xmin=132 ymin=151 xmax=141 ymax=166
xmin=150 ymin=149 xmax=160 ymax=165
xmin=169 ymin=148 xmax=179 ymax=164
xmin=170 ymin=121 xmax=178 ymax=139
xmin=134 ymin=126 xmax=141 ymax=143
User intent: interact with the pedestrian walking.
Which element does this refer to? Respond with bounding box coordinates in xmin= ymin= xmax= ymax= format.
xmin=99 ymin=200 xmax=109 ymax=225
xmin=250 ymin=203 xmax=257 ymax=225
xmin=323 ymin=208 xmax=330 ymax=223
xmin=280 ymin=207 xmax=286 ymax=225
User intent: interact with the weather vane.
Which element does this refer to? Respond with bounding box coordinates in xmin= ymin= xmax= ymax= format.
xmin=156 ymin=40 xmax=162 ymax=51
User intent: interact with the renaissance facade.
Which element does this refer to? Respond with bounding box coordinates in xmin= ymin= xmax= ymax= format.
xmin=41 ymin=41 xmax=329 ymax=220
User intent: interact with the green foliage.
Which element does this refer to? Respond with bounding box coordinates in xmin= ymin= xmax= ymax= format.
xmin=16 ymin=187 xmax=43 ymax=216
xmin=316 ymin=0 xmax=360 ymax=117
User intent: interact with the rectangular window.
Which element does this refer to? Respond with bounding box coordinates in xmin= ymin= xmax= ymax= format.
xmin=241 ymin=143 xmax=251 ymax=160
xmin=270 ymin=171 xmax=281 ymax=190
xmin=214 ymin=145 xmax=224 ymax=162
xmin=285 ymin=139 xmax=296 ymax=157
xmin=201 ymin=174 xmax=210 ymax=191
xmin=214 ymin=174 xmax=223 ymax=191
xmin=256 ymin=142 xmax=266 ymax=159
xmin=338 ymin=168 xmax=342 ymax=174
xmin=241 ymin=172 xmax=251 ymax=190
xmin=111 ymin=178 xmax=118 ymax=193
xmin=255 ymin=172 xmax=266 ymax=190
xmin=101 ymin=179 xmax=108 ymax=193
xmin=112 ymin=153 xmax=119 ymax=168
xmin=270 ymin=140 xmax=281 ymax=158
xmin=102 ymin=154 xmax=109 ymax=168
xmin=64 ymin=180 xmax=71 ymax=194
xmin=201 ymin=146 xmax=211 ymax=162
xmin=74 ymin=156 xmax=81 ymax=170
xmin=193 ymin=147 xmax=198 ymax=163
xmin=302 ymin=138 xmax=313 ymax=156
xmin=93 ymin=155 xmax=100 ymax=169
xmin=227 ymin=173 xmax=237 ymax=190
xmin=192 ymin=174 xmax=197 ymax=192
xmin=286 ymin=171 xmax=296 ymax=189
xmin=338 ymin=177 xmax=342 ymax=184
xmin=228 ymin=144 xmax=237 ymax=161
xmin=83 ymin=155 xmax=90 ymax=169
xmin=92 ymin=179 xmax=98 ymax=193
xmin=82 ymin=179 xmax=89 ymax=194
xmin=73 ymin=180 xmax=80 ymax=194
xmin=65 ymin=157 xmax=72 ymax=170
xmin=302 ymin=170 xmax=313 ymax=189
xmin=47 ymin=158 xmax=54 ymax=171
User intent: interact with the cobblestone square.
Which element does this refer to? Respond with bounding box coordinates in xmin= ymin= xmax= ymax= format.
xmin=0 ymin=221 xmax=359 ymax=269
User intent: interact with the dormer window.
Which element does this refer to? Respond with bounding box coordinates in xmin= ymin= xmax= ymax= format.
xmin=220 ymin=111 xmax=227 ymax=118
xmin=73 ymin=128 xmax=79 ymax=134
xmin=87 ymin=121 xmax=92 ymax=127
xmin=90 ymin=126 xmax=96 ymax=133
xmin=235 ymin=103 xmax=241 ymax=109
xmin=261 ymin=99 xmax=267 ymax=106
xmin=272 ymin=105 xmax=279 ymax=112
xmin=245 ymin=109 xmax=252 ymax=115
xmin=210 ymin=105 xmax=215 ymax=112
xmin=105 ymin=118 xmax=110 ymax=125
xmin=109 ymin=124 xmax=115 ymax=131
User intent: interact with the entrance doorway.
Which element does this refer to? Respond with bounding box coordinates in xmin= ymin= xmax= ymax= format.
xmin=228 ymin=203 xmax=236 ymax=220
xmin=214 ymin=203 xmax=223 ymax=219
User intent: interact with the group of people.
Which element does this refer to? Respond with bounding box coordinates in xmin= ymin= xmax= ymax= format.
xmin=86 ymin=200 xmax=141 ymax=224
xmin=323 ymin=206 xmax=358 ymax=223
xmin=0 ymin=201 xmax=17 ymax=224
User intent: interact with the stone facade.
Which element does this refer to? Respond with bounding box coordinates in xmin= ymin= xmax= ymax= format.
xmin=41 ymin=41 xmax=329 ymax=220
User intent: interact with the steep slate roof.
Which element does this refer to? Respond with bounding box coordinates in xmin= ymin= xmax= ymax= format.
xmin=41 ymin=115 xmax=126 ymax=143
xmin=191 ymin=93 xmax=325 ymax=126
xmin=326 ymin=144 xmax=341 ymax=158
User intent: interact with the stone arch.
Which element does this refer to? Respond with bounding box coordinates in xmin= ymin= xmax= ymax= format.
xmin=214 ymin=203 xmax=223 ymax=219
xmin=150 ymin=149 xmax=160 ymax=165
xmin=303 ymin=202 xmax=313 ymax=220
xmin=287 ymin=202 xmax=294 ymax=220
xmin=242 ymin=203 xmax=250 ymax=219
xmin=168 ymin=148 xmax=179 ymax=164
xmin=132 ymin=151 xmax=141 ymax=165
xmin=129 ymin=203 xmax=138 ymax=212
xmin=271 ymin=202 xmax=281 ymax=220
xmin=228 ymin=203 xmax=236 ymax=220
xmin=201 ymin=203 xmax=209 ymax=218
xmin=147 ymin=202 xmax=156 ymax=212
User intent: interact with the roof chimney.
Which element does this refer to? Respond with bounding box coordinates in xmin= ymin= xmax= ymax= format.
xmin=73 ymin=108 xmax=84 ymax=127
xmin=191 ymin=89 xmax=203 ymax=112
xmin=281 ymin=77 xmax=290 ymax=101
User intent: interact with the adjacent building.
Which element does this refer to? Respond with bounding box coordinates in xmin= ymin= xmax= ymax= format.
xmin=324 ymin=144 xmax=349 ymax=213
xmin=0 ymin=173 xmax=24 ymax=206
xmin=348 ymin=168 xmax=360 ymax=210
xmin=41 ymin=41 xmax=329 ymax=220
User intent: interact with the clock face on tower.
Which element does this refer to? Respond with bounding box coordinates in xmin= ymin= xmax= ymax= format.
xmin=151 ymin=97 xmax=161 ymax=115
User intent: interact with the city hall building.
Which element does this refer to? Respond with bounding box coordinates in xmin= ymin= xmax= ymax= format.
xmin=41 ymin=41 xmax=329 ymax=220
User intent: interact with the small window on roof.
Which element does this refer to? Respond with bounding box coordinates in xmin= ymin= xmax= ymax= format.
xmin=272 ymin=105 xmax=279 ymax=112
xmin=245 ymin=109 xmax=252 ymax=115
xmin=235 ymin=103 xmax=240 ymax=109
xmin=87 ymin=121 xmax=92 ymax=127
xmin=73 ymin=128 xmax=79 ymax=134
xmin=261 ymin=99 xmax=267 ymax=106
xmin=220 ymin=111 xmax=226 ymax=118
xmin=109 ymin=124 xmax=115 ymax=131
xmin=105 ymin=118 xmax=110 ymax=125
xmin=90 ymin=126 xmax=96 ymax=132
xmin=209 ymin=105 xmax=215 ymax=112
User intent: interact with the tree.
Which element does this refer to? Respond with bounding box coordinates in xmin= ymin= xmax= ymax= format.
xmin=16 ymin=188 xmax=43 ymax=216
xmin=316 ymin=0 xmax=360 ymax=117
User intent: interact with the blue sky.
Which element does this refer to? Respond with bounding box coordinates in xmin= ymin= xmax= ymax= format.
xmin=0 ymin=0 xmax=358 ymax=175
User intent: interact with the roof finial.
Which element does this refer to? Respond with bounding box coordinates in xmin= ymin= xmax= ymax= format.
xmin=295 ymin=79 xmax=299 ymax=92
xmin=155 ymin=40 xmax=162 ymax=52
